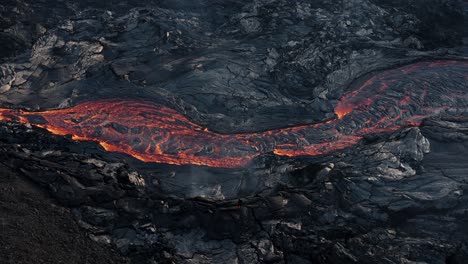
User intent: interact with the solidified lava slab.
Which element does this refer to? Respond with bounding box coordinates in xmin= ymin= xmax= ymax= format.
xmin=0 ymin=60 xmax=467 ymax=168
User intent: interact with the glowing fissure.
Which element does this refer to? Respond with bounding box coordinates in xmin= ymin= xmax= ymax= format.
xmin=0 ymin=60 xmax=467 ymax=168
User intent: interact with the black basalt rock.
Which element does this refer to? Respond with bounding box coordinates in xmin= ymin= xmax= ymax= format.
xmin=0 ymin=0 xmax=467 ymax=263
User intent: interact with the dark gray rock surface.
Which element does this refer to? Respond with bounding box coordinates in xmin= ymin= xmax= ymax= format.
xmin=0 ymin=0 xmax=465 ymax=132
xmin=0 ymin=0 xmax=467 ymax=263
xmin=2 ymin=115 xmax=468 ymax=264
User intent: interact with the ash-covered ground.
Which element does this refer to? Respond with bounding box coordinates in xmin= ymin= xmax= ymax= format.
xmin=0 ymin=0 xmax=467 ymax=263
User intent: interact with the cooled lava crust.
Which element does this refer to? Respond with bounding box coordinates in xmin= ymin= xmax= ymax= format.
xmin=1 ymin=60 xmax=467 ymax=168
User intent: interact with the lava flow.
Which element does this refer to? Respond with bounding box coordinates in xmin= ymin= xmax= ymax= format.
xmin=0 ymin=60 xmax=467 ymax=168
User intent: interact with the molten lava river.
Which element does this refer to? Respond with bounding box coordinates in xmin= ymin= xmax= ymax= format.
xmin=0 ymin=60 xmax=467 ymax=168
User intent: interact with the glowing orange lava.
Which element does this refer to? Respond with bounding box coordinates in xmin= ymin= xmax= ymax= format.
xmin=0 ymin=60 xmax=467 ymax=168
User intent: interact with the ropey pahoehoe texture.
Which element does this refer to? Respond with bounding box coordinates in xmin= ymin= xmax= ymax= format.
xmin=0 ymin=0 xmax=467 ymax=263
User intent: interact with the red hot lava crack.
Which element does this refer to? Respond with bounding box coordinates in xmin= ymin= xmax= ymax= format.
xmin=0 ymin=60 xmax=467 ymax=168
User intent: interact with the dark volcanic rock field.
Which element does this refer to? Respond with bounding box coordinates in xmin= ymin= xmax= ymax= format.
xmin=0 ymin=0 xmax=467 ymax=263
